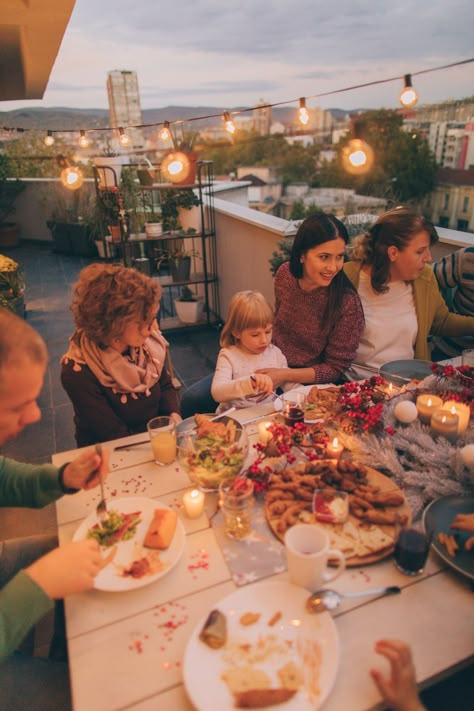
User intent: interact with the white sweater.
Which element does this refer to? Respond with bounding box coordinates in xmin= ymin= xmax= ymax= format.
xmin=211 ymin=344 xmax=291 ymax=411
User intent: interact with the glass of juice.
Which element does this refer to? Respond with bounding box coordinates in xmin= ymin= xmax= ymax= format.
xmin=147 ymin=416 xmax=177 ymax=465
xmin=282 ymin=391 xmax=306 ymax=427
xmin=394 ymin=527 xmax=431 ymax=575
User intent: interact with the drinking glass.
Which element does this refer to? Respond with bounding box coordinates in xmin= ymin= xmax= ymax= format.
xmin=147 ymin=416 xmax=177 ymax=465
xmin=219 ymin=477 xmax=254 ymax=539
xmin=393 ymin=527 xmax=431 ymax=575
xmin=282 ymin=391 xmax=306 ymax=427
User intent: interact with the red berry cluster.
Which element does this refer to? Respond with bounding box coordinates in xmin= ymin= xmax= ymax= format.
xmin=338 ymin=376 xmax=387 ymax=432
xmin=430 ymin=363 xmax=474 ymax=406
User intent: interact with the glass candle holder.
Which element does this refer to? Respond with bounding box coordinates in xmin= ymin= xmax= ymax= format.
xmin=430 ymin=408 xmax=459 ymax=444
xmin=416 ymin=394 xmax=443 ymax=425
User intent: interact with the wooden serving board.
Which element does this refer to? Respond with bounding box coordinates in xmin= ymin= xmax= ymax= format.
xmin=265 ymin=462 xmax=412 ymax=567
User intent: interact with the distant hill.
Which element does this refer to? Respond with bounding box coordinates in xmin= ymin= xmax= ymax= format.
xmin=0 ymin=105 xmax=355 ymax=131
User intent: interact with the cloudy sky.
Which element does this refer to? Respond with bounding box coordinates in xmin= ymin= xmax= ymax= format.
xmin=3 ymin=0 xmax=474 ymax=113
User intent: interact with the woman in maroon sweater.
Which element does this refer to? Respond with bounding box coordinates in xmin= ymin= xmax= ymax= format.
xmin=258 ymin=214 xmax=364 ymax=386
xmin=61 ymin=264 xmax=181 ymax=446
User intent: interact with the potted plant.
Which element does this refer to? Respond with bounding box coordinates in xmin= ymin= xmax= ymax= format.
xmin=174 ymin=285 xmax=204 ymax=324
xmin=0 ymin=254 xmax=25 ymax=317
xmin=144 ymin=212 xmax=163 ymax=238
xmin=92 ymin=146 xmax=129 ymax=187
xmin=0 ymin=155 xmax=25 ymax=248
xmin=156 ymin=243 xmax=200 ymax=282
xmin=160 ymin=188 xmax=201 ymax=232
xmin=45 ymin=183 xmax=98 ymax=256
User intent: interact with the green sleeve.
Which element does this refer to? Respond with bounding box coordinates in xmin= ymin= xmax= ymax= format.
xmin=0 ymin=571 xmax=53 ymax=662
xmin=0 ymin=457 xmax=63 ymax=508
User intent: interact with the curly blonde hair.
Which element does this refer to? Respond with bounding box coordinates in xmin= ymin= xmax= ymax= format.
xmin=71 ymin=264 xmax=161 ymax=346
xmin=220 ymin=291 xmax=274 ymax=347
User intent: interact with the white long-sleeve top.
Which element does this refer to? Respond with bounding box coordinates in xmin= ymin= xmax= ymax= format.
xmin=211 ymin=344 xmax=292 ymax=411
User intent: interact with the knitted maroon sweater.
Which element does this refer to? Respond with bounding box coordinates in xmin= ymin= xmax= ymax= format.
xmin=272 ymin=262 xmax=364 ymax=383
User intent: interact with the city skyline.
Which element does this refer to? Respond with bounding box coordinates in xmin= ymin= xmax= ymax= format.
xmin=1 ymin=0 xmax=473 ymax=114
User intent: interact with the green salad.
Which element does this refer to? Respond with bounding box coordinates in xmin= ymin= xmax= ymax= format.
xmin=184 ymin=432 xmax=246 ymax=490
xmin=87 ymin=510 xmax=141 ymax=547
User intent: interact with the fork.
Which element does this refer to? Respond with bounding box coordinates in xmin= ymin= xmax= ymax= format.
xmin=95 ymin=444 xmax=108 ymax=522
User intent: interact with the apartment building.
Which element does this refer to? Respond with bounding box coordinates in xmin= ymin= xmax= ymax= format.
xmin=106 ymin=70 xmax=145 ymax=150
xmin=425 ymin=168 xmax=474 ymax=233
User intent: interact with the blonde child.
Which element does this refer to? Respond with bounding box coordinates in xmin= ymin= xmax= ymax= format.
xmin=211 ymin=291 xmax=294 ymax=411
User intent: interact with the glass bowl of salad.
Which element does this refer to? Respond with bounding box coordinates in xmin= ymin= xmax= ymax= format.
xmin=177 ymin=417 xmax=249 ymax=491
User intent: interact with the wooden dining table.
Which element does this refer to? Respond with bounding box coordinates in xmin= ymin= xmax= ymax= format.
xmin=53 ymin=401 xmax=474 ymax=711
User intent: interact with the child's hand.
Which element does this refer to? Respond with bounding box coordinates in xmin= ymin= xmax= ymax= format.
xmin=370 ymin=639 xmax=425 ymax=711
xmin=450 ymin=513 xmax=474 ymax=533
xmin=250 ymin=373 xmax=273 ymax=395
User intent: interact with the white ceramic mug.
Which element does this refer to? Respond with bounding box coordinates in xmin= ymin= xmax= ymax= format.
xmin=284 ymin=524 xmax=345 ymax=591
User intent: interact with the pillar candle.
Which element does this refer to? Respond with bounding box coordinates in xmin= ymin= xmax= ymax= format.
xmin=182 ymin=489 xmax=205 ymax=518
xmin=442 ymin=400 xmax=471 ymax=435
xmin=430 ymin=409 xmax=459 ymax=444
xmin=416 ymin=394 xmax=443 ymax=425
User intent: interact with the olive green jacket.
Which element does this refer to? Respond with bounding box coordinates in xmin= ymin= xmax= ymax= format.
xmin=0 ymin=457 xmax=65 ymax=662
xmin=343 ymin=262 xmax=474 ymax=361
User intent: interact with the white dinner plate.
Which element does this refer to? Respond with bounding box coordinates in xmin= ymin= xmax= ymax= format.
xmin=183 ymin=580 xmax=339 ymax=711
xmin=72 ymin=496 xmax=185 ymax=592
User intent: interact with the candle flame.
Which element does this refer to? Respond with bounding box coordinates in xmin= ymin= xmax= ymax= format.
xmin=332 ymin=437 xmax=339 ymax=447
xmin=190 ymin=489 xmax=199 ymax=499
xmin=388 ymin=382 xmax=393 ymax=392
xmin=450 ymin=406 xmax=456 ymax=415
xmin=427 ymin=398 xmax=432 ymax=406
xmin=442 ymin=416 xmax=447 ymax=424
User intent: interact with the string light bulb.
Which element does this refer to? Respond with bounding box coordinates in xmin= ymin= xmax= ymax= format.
xmin=78 ymin=130 xmax=89 ymax=148
xmin=60 ymin=166 xmax=84 ymax=191
xmin=161 ymin=151 xmax=191 ymax=184
xmin=399 ymin=74 xmax=418 ymax=108
xmin=341 ymin=130 xmax=375 ymax=176
xmin=44 ymin=130 xmax=55 ymax=147
xmin=118 ymin=127 xmax=130 ymax=147
xmin=223 ymin=112 xmax=235 ymax=134
xmin=298 ymin=98 xmax=309 ymax=126
xmin=158 ymin=121 xmax=171 ymax=142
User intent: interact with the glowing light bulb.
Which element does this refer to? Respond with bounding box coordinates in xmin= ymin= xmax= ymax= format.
xmin=341 ymin=138 xmax=375 ymax=175
xmin=60 ymin=166 xmax=84 ymax=191
xmin=159 ymin=121 xmax=170 ymax=141
xmin=399 ymin=74 xmax=418 ymax=108
xmin=119 ymin=128 xmax=130 ymax=146
xmin=161 ymin=151 xmax=191 ymax=184
xmin=223 ymin=112 xmax=235 ymax=134
xmin=44 ymin=131 xmax=55 ymax=147
xmin=298 ymin=98 xmax=309 ymax=126
xmin=78 ymin=130 xmax=89 ymax=148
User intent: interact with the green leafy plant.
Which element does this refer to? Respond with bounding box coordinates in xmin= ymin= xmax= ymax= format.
xmin=0 ymin=254 xmax=25 ymax=311
xmin=160 ymin=189 xmax=201 ymax=232
xmin=0 ymin=155 xmax=25 ymax=226
xmin=178 ymin=285 xmax=198 ymax=302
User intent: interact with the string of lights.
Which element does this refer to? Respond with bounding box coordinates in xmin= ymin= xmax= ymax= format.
xmin=1 ymin=57 xmax=472 ymax=144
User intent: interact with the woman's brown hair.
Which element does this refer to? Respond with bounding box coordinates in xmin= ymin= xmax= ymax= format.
xmin=349 ymin=207 xmax=439 ymax=293
xmin=71 ymin=264 xmax=161 ymax=346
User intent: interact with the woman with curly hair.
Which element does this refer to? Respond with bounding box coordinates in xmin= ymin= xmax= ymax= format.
xmin=344 ymin=207 xmax=474 ymax=379
xmin=61 ymin=264 xmax=181 ymax=446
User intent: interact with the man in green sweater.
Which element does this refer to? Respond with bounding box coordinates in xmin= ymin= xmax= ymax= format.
xmin=0 ymin=309 xmax=109 ymax=709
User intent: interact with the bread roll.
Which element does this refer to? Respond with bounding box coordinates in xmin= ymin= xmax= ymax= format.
xmin=144 ymin=508 xmax=177 ymax=549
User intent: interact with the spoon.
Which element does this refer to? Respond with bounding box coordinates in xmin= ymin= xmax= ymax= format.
xmin=306 ymin=585 xmax=401 ymax=613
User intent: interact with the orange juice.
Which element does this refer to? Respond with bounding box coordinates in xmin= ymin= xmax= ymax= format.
xmin=151 ymin=431 xmax=176 ymax=464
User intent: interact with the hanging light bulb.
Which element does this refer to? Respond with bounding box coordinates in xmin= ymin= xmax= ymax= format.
xmin=60 ymin=165 xmax=84 ymax=191
xmin=44 ymin=130 xmax=55 ymax=147
xmin=119 ymin=127 xmax=130 ymax=146
xmin=78 ymin=130 xmax=89 ymax=148
xmin=161 ymin=151 xmax=191 ymax=184
xmin=298 ymin=98 xmax=309 ymax=126
xmin=399 ymin=74 xmax=418 ymax=108
xmin=223 ymin=112 xmax=235 ymax=134
xmin=341 ymin=138 xmax=375 ymax=175
xmin=158 ymin=121 xmax=171 ymax=142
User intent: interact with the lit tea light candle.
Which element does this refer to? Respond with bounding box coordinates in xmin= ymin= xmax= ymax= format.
xmin=326 ymin=436 xmax=343 ymax=460
xmin=461 ymin=444 xmax=474 ymax=474
xmin=430 ymin=408 xmax=459 ymax=444
xmin=258 ymin=420 xmax=273 ymax=444
xmin=441 ymin=400 xmax=471 ymax=435
xmin=416 ymin=394 xmax=443 ymax=425
xmin=182 ymin=489 xmax=205 ymax=519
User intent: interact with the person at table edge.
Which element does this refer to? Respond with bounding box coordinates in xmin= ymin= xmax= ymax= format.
xmin=343 ymin=207 xmax=474 ymax=379
xmin=61 ymin=264 xmax=181 ymax=447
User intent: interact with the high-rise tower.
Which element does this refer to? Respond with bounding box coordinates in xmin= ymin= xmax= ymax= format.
xmin=106 ymin=70 xmax=145 ymax=150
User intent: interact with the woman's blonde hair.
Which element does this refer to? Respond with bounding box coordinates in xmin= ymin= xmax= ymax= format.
xmin=220 ymin=291 xmax=274 ymax=347
xmin=71 ymin=264 xmax=161 ymax=346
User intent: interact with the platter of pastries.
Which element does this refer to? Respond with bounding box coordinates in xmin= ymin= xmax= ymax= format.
xmin=264 ymin=459 xmax=412 ymax=566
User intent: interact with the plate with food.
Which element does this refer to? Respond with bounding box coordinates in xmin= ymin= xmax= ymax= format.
xmin=72 ymin=497 xmax=185 ymax=591
xmin=183 ymin=580 xmax=339 ymax=711
xmin=379 ymin=359 xmax=432 ymax=386
xmin=265 ymin=459 xmax=411 ymax=566
xmin=422 ymin=494 xmax=474 ymax=581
